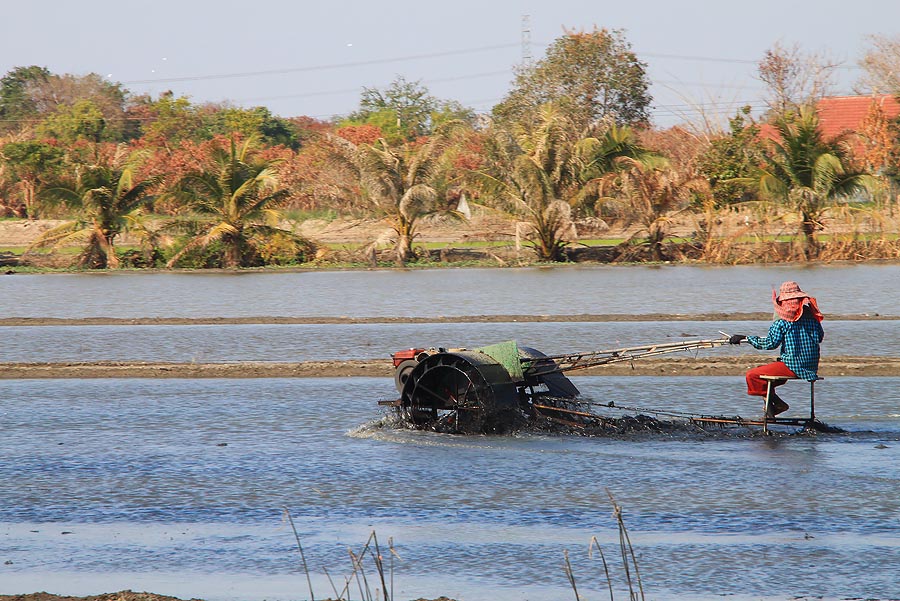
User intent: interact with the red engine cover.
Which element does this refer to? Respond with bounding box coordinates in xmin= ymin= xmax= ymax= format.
xmin=391 ymin=348 xmax=425 ymax=367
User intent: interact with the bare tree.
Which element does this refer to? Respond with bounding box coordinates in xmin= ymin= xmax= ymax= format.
xmin=858 ymin=34 xmax=900 ymax=94
xmin=758 ymin=42 xmax=840 ymax=116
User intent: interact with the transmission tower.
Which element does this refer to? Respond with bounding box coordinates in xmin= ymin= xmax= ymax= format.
xmin=521 ymin=14 xmax=532 ymax=66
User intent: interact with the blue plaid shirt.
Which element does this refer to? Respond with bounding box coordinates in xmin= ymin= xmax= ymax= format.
xmin=747 ymin=311 xmax=825 ymax=381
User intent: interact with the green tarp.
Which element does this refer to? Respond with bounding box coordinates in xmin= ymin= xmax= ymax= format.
xmin=475 ymin=340 xmax=523 ymax=381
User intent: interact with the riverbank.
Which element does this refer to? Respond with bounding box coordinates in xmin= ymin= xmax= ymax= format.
xmin=0 ymin=593 xmax=203 ymax=601
xmin=1 ymin=355 xmax=896 ymax=379
xmin=0 ymin=594 xmax=455 ymax=601
xmin=4 ymin=213 xmax=900 ymax=270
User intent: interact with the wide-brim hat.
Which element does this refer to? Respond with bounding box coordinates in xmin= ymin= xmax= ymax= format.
xmin=776 ymin=281 xmax=808 ymax=301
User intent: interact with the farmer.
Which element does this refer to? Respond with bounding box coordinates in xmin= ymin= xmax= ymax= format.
xmin=728 ymin=281 xmax=824 ymax=417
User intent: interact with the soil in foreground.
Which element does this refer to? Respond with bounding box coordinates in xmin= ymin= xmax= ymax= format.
xmin=0 ymin=594 xmax=455 ymax=601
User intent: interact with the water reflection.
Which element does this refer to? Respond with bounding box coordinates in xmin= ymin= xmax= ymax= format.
xmin=2 ymin=264 xmax=899 ymax=318
xmin=1 ymin=376 xmax=898 ymax=600
xmin=1 ymin=320 xmax=896 ymax=363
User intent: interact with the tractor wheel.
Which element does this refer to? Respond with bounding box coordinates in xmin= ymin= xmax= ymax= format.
xmin=401 ymin=353 xmax=508 ymax=434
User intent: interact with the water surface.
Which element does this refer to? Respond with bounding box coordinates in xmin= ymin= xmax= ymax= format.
xmin=3 ymin=264 xmax=898 ymax=318
xmin=2 ymin=376 xmax=898 ymax=600
xmin=1 ymin=320 xmax=896 ymax=363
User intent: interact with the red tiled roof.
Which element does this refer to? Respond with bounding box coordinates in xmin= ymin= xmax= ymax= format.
xmin=815 ymin=94 xmax=900 ymax=139
xmin=754 ymin=95 xmax=900 ymax=151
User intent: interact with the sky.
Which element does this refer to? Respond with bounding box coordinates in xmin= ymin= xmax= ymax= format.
xmin=2 ymin=0 xmax=899 ymax=129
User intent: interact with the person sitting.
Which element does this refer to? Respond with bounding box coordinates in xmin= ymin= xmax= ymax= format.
xmin=729 ymin=281 xmax=824 ymax=417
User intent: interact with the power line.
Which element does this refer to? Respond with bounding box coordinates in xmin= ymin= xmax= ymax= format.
xmin=120 ymin=43 xmax=520 ymax=85
xmin=235 ymin=70 xmax=512 ymax=105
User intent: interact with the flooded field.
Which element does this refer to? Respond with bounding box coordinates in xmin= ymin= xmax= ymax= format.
xmin=2 ymin=264 xmax=899 ymax=319
xmin=1 ymin=265 xmax=899 ymax=600
xmin=1 ymin=319 xmax=898 ymax=364
xmin=2 ymin=376 xmax=899 ymax=600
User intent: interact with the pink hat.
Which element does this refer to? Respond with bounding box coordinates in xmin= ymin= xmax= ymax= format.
xmin=776 ymin=281 xmax=809 ymax=302
xmin=772 ymin=281 xmax=823 ymax=322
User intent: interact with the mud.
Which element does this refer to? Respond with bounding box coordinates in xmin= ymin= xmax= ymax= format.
xmin=0 ymin=355 xmax=896 ymax=379
xmin=0 ymin=594 xmax=455 ymax=601
xmin=0 ymin=593 xmax=201 ymax=601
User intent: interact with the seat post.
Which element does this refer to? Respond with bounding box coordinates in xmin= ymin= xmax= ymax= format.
xmin=763 ymin=380 xmax=772 ymax=434
xmin=810 ymin=380 xmax=816 ymax=422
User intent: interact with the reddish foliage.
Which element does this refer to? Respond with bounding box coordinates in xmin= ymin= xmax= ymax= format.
xmin=639 ymin=126 xmax=705 ymax=172
xmin=288 ymin=116 xmax=333 ymax=140
xmin=453 ymin=132 xmax=486 ymax=171
xmin=335 ymin=124 xmax=382 ymax=145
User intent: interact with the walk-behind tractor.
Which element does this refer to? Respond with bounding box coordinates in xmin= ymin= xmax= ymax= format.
xmin=381 ymin=338 xmax=732 ymax=434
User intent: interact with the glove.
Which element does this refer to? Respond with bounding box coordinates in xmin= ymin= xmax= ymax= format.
xmin=729 ymin=334 xmax=747 ymax=345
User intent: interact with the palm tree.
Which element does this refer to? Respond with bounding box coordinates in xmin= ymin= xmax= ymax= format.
xmin=166 ymin=137 xmax=296 ymax=268
xmin=596 ymin=156 xmax=708 ymax=261
xmin=475 ymin=103 xmax=582 ymax=261
xmin=28 ymin=147 xmax=159 ymax=268
xmin=330 ymin=122 xmax=466 ymax=265
xmin=756 ymin=106 xmax=874 ymax=258
xmin=571 ymin=122 xmax=652 ymax=218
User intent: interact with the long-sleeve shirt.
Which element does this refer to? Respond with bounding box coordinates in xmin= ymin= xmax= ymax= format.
xmin=747 ymin=311 xmax=825 ymax=381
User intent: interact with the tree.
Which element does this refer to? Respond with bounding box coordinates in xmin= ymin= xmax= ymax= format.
xmin=595 ymin=156 xmax=708 ymax=261
xmin=475 ymin=103 xmax=583 ymax=261
xmin=36 ymin=99 xmax=107 ymax=143
xmin=696 ymin=107 xmax=765 ymax=207
xmin=757 ymin=42 xmax=838 ymax=117
xmin=0 ymin=66 xmax=51 ymax=133
xmin=343 ymin=76 xmax=475 ymax=144
xmin=858 ymin=34 xmax=900 ymax=94
xmin=571 ymin=122 xmax=651 ymax=216
xmin=753 ymin=106 xmax=874 ymax=258
xmin=166 ymin=137 xmax=300 ymax=268
xmin=0 ymin=140 xmax=65 ymax=217
xmin=28 ymin=148 xmax=160 ymax=268
xmin=205 ymin=105 xmax=300 ymax=149
xmin=129 ymin=91 xmax=205 ymax=146
xmin=330 ymin=122 xmax=468 ymax=264
xmin=493 ymin=27 xmax=651 ymax=131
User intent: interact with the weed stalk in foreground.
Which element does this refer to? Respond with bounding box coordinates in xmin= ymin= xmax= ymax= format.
xmin=565 ymin=491 xmax=645 ymax=601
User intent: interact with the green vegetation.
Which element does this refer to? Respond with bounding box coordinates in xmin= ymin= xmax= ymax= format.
xmin=2 ymin=29 xmax=900 ymax=270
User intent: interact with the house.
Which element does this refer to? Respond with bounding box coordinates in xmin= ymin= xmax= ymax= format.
xmin=815 ymin=94 xmax=900 ymax=140
xmin=756 ymin=94 xmax=900 ymax=164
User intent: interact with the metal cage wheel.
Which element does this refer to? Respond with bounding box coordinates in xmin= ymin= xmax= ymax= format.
xmin=401 ymin=354 xmax=492 ymax=433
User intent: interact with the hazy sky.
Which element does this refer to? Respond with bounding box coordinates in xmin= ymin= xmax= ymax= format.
xmin=2 ymin=0 xmax=897 ymax=127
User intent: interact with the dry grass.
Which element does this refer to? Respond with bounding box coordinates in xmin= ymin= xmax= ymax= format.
xmin=282 ymin=492 xmax=645 ymax=601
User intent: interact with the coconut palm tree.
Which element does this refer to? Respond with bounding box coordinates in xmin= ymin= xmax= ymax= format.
xmin=330 ymin=122 xmax=466 ymax=265
xmin=166 ymin=137 xmax=296 ymax=268
xmin=28 ymin=147 xmax=159 ymax=268
xmin=595 ymin=156 xmax=708 ymax=261
xmin=571 ymin=122 xmax=653 ymax=218
xmin=756 ymin=106 xmax=874 ymax=258
xmin=475 ymin=103 xmax=583 ymax=261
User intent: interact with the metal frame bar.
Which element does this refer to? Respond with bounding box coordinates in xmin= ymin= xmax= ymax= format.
xmin=525 ymin=338 xmax=729 ymax=377
xmin=759 ymin=375 xmax=821 ymax=434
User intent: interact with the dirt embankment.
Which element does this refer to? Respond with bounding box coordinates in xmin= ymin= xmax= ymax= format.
xmin=0 ymin=593 xmax=202 ymax=601
xmin=1 ymin=315 xmax=896 ymax=379
xmin=1 ymin=356 xmax=896 ymax=379
xmin=0 ymin=594 xmax=454 ymax=601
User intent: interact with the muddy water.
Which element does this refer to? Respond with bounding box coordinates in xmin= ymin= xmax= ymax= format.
xmin=1 ymin=377 xmax=899 ymax=600
xmin=1 ymin=264 xmax=899 ymax=600
xmin=0 ymin=320 xmax=898 ymax=363
xmin=2 ymin=264 xmax=899 ymax=318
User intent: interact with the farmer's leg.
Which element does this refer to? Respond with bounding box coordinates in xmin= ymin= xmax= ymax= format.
xmin=745 ymin=361 xmax=797 ymax=396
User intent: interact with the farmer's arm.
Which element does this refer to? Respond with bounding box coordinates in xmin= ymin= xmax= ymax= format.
xmin=747 ymin=321 xmax=786 ymax=350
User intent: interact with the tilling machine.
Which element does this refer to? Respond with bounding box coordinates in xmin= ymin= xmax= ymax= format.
xmin=380 ymin=336 xmax=739 ymax=434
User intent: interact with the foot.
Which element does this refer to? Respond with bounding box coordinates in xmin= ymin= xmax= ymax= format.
xmin=766 ymin=392 xmax=789 ymax=418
